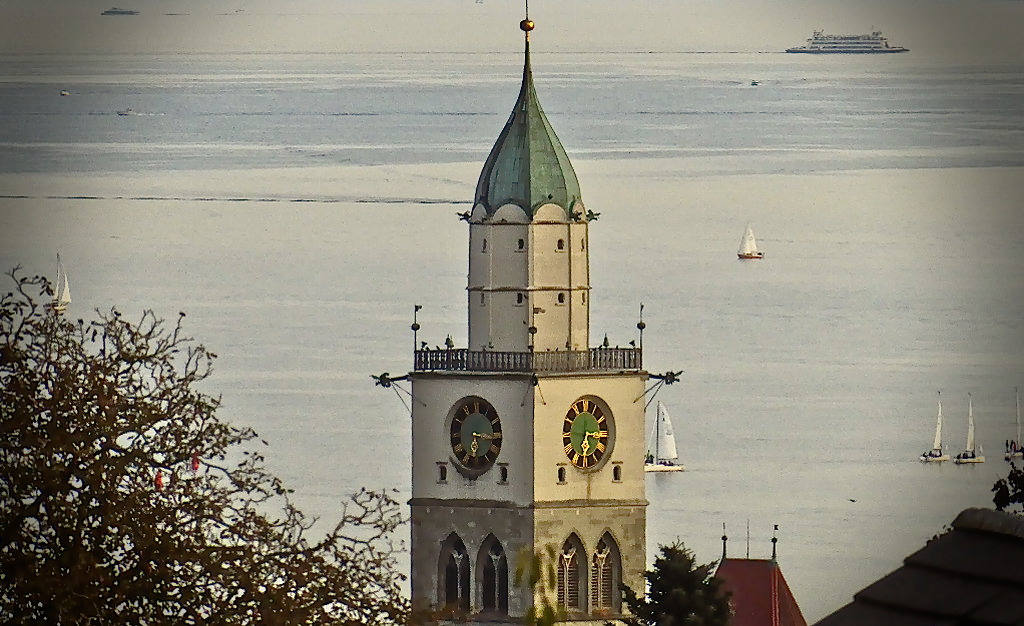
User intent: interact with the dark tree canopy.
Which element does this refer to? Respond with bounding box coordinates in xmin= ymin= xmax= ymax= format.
xmin=616 ymin=541 xmax=732 ymax=626
xmin=993 ymin=462 xmax=1024 ymax=513
xmin=0 ymin=269 xmax=408 ymax=624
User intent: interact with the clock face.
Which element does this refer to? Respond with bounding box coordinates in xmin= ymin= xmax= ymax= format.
xmin=449 ymin=398 xmax=502 ymax=472
xmin=562 ymin=397 xmax=611 ymax=469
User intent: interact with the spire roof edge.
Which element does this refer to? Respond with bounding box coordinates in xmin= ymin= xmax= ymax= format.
xmin=473 ymin=25 xmax=582 ymax=221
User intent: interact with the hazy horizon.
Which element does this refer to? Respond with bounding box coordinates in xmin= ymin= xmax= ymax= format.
xmin=2 ymin=0 xmax=1023 ymax=60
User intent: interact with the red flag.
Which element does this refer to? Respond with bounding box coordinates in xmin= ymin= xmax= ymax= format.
xmin=155 ymin=469 xmax=164 ymax=490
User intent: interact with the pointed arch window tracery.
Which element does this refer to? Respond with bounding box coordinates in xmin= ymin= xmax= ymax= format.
xmin=478 ymin=534 xmax=509 ymax=615
xmin=439 ymin=533 xmax=470 ymax=613
xmin=556 ymin=534 xmax=586 ymax=612
xmin=590 ymin=533 xmax=621 ymax=614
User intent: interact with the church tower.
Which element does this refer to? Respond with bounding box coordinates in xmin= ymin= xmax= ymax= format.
xmin=407 ymin=15 xmax=648 ymax=624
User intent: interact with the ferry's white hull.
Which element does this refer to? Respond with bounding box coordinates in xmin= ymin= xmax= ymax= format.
xmin=786 ymin=30 xmax=908 ymax=54
xmin=786 ymin=48 xmax=908 ymax=54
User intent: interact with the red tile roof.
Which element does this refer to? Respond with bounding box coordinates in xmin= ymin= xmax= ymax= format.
xmin=715 ymin=558 xmax=808 ymax=626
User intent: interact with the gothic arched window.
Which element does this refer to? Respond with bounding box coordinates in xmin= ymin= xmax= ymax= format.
xmin=590 ymin=533 xmax=622 ymax=614
xmin=557 ymin=534 xmax=586 ymax=613
xmin=478 ymin=534 xmax=509 ymax=615
xmin=438 ymin=533 xmax=470 ymax=613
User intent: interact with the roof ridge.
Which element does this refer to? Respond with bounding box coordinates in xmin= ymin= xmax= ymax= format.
xmin=951 ymin=507 xmax=1024 ymax=540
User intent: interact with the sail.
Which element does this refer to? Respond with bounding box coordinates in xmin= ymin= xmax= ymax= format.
xmin=58 ymin=265 xmax=71 ymax=305
xmin=932 ymin=395 xmax=943 ymax=451
xmin=51 ymin=254 xmax=71 ymax=311
xmin=738 ymin=224 xmax=758 ymax=256
xmin=966 ymin=396 xmax=975 ymax=452
xmin=655 ymin=402 xmax=679 ymax=461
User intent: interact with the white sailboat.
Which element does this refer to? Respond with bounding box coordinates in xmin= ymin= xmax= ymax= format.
xmin=48 ymin=254 xmax=72 ymax=314
xmin=644 ymin=402 xmax=684 ymax=472
xmin=920 ymin=391 xmax=949 ymax=462
xmin=1005 ymin=387 xmax=1021 ymax=461
xmin=737 ymin=223 xmax=764 ymax=259
xmin=954 ymin=394 xmax=984 ymax=464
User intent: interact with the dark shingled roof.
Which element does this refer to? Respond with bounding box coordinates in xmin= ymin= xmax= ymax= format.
xmin=714 ymin=558 xmax=808 ymax=626
xmin=813 ymin=508 xmax=1024 ymax=626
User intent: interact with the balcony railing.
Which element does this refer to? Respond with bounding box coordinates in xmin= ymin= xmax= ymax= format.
xmin=413 ymin=347 xmax=642 ymax=373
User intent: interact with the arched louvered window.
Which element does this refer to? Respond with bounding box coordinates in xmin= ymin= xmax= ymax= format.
xmin=439 ymin=533 xmax=470 ymax=612
xmin=478 ymin=535 xmax=509 ymax=615
xmin=590 ymin=533 xmax=621 ymax=614
xmin=557 ymin=534 xmax=586 ymax=612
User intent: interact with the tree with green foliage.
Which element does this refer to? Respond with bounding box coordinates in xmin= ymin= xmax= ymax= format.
xmin=993 ymin=461 xmax=1024 ymax=513
xmin=614 ymin=541 xmax=732 ymax=626
xmin=514 ymin=545 xmax=567 ymax=626
xmin=0 ymin=269 xmax=409 ymax=624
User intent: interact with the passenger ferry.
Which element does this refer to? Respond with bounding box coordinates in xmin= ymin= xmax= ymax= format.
xmin=785 ymin=30 xmax=908 ymax=54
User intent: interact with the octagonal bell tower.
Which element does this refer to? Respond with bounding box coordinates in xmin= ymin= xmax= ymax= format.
xmin=467 ymin=24 xmax=589 ymax=355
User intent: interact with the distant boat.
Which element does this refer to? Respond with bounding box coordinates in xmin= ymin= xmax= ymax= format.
xmin=750 ymin=80 xmax=760 ymax=86
xmin=644 ymin=402 xmax=684 ymax=472
xmin=117 ymin=108 xmax=135 ymax=116
xmin=59 ymin=90 xmax=70 ymax=96
xmin=101 ymin=7 xmax=139 ymax=15
xmin=48 ymin=254 xmax=72 ymax=314
xmin=785 ymin=30 xmax=908 ymax=54
xmin=920 ymin=391 xmax=949 ymax=462
xmin=1005 ymin=387 xmax=1021 ymax=461
xmin=737 ymin=223 xmax=764 ymax=259
xmin=954 ymin=394 xmax=985 ymax=464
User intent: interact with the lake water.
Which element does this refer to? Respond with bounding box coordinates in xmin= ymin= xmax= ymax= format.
xmin=2 ymin=48 xmax=1023 ymax=622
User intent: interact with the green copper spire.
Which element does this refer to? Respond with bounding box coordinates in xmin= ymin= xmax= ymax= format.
xmin=474 ymin=19 xmax=582 ymax=220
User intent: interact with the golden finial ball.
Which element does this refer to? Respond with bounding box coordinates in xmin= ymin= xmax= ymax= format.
xmin=520 ymin=19 xmax=535 ymax=32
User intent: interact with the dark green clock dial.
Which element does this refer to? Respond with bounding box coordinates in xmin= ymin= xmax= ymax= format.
xmin=449 ymin=398 xmax=502 ymax=471
xmin=562 ymin=398 xmax=610 ymax=469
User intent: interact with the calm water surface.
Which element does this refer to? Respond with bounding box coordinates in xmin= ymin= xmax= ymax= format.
xmin=2 ymin=51 xmax=1023 ymax=621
